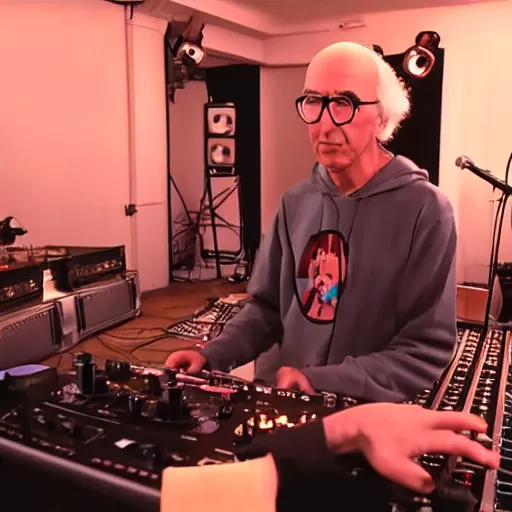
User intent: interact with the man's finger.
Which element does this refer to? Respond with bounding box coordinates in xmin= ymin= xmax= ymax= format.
xmin=298 ymin=377 xmax=315 ymax=394
xmin=417 ymin=431 xmax=499 ymax=468
xmin=378 ymin=458 xmax=435 ymax=495
xmin=164 ymin=355 xmax=179 ymax=369
xmin=426 ymin=410 xmax=488 ymax=433
xmin=188 ymin=360 xmax=204 ymax=374
xmin=276 ymin=375 xmax=293 ymax=389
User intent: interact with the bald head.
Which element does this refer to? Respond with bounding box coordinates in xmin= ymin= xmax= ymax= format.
xmin=304 ymin=42 xmax=379 ymax=99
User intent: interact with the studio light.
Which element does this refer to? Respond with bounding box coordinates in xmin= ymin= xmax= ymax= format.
xmin=403 ymin=31 xmax=440 ymax=79
xmin=165 ymin=16 xmax=206 ymax=102
xmin=0 ymin=217 xmax=27 ymax=246
xmin=372 ymin=45 xmax=384 ymax=57
xmin=176 ymin=41 xmax=205 ymax=67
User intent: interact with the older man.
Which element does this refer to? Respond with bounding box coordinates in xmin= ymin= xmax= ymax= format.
xmin=166 ymin=41 xmax=457 ymax=402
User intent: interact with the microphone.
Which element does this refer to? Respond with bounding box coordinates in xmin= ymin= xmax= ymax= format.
xmin=455 ymin=155 xmax=512 ymax=195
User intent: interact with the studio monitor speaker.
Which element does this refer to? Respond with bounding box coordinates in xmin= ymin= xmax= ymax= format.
xmin=204 ymin=103 xmax=236 ymax=176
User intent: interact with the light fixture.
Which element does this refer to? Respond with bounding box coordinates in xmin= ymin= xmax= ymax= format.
xmin=0 ymin=217 xmax=27 ymax=246
xmin=372 ymin=45 xmax=384 ymax=57
xmin=403 ymin=31 xmax=440 ymax=79
xmin=165 ymin=16 xmax=206 ymax=102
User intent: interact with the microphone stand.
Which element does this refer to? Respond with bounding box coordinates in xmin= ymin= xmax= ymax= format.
xmin=483 ymin=193 xmax=509 ymax=332
xmin=477 ymin=156 xmax=512 ymax=333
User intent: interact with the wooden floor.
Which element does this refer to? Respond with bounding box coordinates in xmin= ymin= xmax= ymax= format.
xmin=42 ymin=279 xmax=246 ymax=371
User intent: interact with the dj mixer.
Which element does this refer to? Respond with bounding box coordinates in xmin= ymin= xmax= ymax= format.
xmin=0 ymin=323 xmax=511 ymax=512
xmin=0 ymin=354 xmax=343 ymax=511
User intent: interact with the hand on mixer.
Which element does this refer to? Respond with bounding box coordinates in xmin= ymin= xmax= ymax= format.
xmin=165 ymin=350 xmax=207 ymax=374
xmin=322 ymin=403 xmax=500 ymax=494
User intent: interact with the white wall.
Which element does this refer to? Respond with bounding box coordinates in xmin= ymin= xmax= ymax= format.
xmin=1 ymin=0 xmax=509 ymax=292
xmin=260 ymin=66 xmax=313 ymax=232
xmin=130 ymin=13 xmax=170 ymax=290
xmin=169 ymin=81 xmax=208 ymax=256
xmin=0 ymin=1 xmax=169 ymax=291
xmin=259 ymin=0 xmax=512 ymax=283
xmin=0 ymin=1 xmax=131 ymax=254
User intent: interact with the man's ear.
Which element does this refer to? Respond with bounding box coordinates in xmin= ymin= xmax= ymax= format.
xmin=375 ymin=114 xmax=387 ymax=138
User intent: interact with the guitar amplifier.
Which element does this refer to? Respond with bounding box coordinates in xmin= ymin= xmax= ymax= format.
xmin=75 ymin=272 xmax=140 ymax=339
xmin=497 ymin=263 xmax=512 ymax=322
xmin=0 ymin=264 xmax=44 ymax=315
xmin=47 ymin=246 xmax=126 ymax=292
xmin=0 ymin=272 xmax=141 ymax=370
xmin=0 ymin=302 xmax=62 ymax=370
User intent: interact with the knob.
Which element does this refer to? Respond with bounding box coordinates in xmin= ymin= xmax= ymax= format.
xmin=218 ymin=393 xmax=233 ymax=419
xmin=147 ymin=374 xmax=161 ymax=397
xmin=453 ymin=468 xmax=475 ymax=487
xmin=155 ymin=388 xmax=187 ymax=422
xmin=128 ymin=394 xmax=145 ymax=421
xmin=135 ymin=443 xmax=162 ymax=466
xmin=58 ymin=416 xmax=82 ymax=438
xmin=75 ymin=353 xmax=96 ymax=395
xmin=168 ymin=387 xmax=186 ymax=420
xmin=165 ymin=369 xmax=178 ymax=387
xmin=105 ymin=360 xmax=132 ymax=382
xmin=254 ymin=412 xmax=275 ymax=434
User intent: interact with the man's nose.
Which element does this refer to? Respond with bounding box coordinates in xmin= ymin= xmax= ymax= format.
xmin=318 ymin=107 xmax=337 ymax=132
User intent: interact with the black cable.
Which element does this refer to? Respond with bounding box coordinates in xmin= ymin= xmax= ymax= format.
xmin=482 ymin=152 xmax=512 ymax=332
xmin=487 ymin=197 xmax=506 ymax=288
xmin=486 ymin=152 xmax=511 ymax=288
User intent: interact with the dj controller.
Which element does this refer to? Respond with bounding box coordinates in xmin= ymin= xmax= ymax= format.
xmin=0 ymin=354 xmax=343 ymax=511
xmin=0 ymin=323 xmax=511 ymax=511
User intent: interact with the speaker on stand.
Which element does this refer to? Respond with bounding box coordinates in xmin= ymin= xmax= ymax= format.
xmin=202 ymin=102 xmax=244 ymax=279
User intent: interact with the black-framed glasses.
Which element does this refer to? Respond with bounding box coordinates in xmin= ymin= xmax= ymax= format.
xmin=295 ymin=91 xmax=378 ymax=127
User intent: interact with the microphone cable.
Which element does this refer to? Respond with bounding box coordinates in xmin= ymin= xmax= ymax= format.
xmin=477 ymin=152 xmax=512 ymax=333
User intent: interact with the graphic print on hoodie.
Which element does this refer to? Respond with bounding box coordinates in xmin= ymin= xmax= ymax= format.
xmin=296 ymin=231 xmax=347 ymax=323
xmin=201 ymin=155 xmax=458 ymax=402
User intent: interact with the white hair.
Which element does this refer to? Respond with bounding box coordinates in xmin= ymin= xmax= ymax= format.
xmin=371 ymin=51 xmax=411 ymax=143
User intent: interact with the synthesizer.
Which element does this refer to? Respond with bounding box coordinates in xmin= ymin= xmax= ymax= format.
xmin=166 ymin=295 xmax=248 ymax=342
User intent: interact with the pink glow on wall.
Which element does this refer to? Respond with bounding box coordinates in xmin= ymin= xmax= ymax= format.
xmin=0 ymin=0 xmax=510 ymax=291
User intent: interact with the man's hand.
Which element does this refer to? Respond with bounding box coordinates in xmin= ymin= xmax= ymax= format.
xmin=164 ymin=350 xmax=207 ymax=374
xmin=275 ymin=366 xmax=315 ymax=394
xmin=323 ymin=403 xmax=500 ymax=495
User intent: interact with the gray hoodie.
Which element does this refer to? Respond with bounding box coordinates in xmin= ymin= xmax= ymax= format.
xmin=202 ymin=155 xmax=458 ymax=402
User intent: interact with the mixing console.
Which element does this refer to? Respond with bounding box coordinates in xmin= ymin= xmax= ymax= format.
xmin=0 ymin=354 xmax=342 ymax=510
xmin=0 ymin=323 xmax=511 ymax=512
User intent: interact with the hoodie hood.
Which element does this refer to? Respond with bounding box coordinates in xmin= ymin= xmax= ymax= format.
xmin=311 ymin=155 xmax=429 ymax=199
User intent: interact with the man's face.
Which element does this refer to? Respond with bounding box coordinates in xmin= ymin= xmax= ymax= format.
xmin=303 ymin=49 xmax=381 ymax=172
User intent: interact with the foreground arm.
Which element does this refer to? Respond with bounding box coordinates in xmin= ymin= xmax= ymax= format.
xmin=237 ymin=404 xmax=499 ymax=497
xmin=200 ymin=209 xmax=284 ymax=372
xmin=301 ymin=214 xmax=458 ymax=401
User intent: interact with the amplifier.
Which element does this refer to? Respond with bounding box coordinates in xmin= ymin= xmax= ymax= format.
xmin=75 ymin=272 xmax=140 ymax=339
xmin=0 ymin=272 xmax=141 ymax=370
xmin=0 ymin=264 xmax=44 ymax=315
xmin=0 ymin=302 xmax=61 ymax=370
xmin=456 ymin=284 xmax=488 ymax=323
xmin=47 ymin=246 xmax=126 ymax=292
xmin=497 ymin=262 xmax=512 ymax=322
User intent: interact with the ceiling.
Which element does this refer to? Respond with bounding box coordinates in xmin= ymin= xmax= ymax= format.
xmin=224 ymin=0 xmax=500 ymax=24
